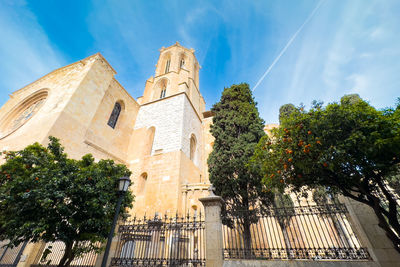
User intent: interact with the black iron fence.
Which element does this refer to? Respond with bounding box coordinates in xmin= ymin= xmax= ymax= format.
xmin=373 ymin=184 xmax=400 ymax=218
xmin=31 ymin=241 xmax=100 ymax=267
xmin=110 ymin=214 xmax=205 ymax=266
xmin=223 ymin=204 xmax=371 ymax=260
xmin=0 ymin=240 xmax=27 ymax=267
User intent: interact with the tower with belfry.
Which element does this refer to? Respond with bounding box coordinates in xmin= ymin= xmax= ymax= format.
xmin=0 ymin=42 xmax=213 ymax=216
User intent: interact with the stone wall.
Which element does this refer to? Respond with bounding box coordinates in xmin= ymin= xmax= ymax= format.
xmin=134 ymin=93 xmax=186 ymax=155
xmin=181 ymin=94 xmax=203 ymax=167
xmin=0 ymin=57 xmax=90 ymax=155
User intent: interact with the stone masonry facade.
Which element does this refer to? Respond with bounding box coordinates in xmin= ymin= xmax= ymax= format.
xmin=0 ymin=42 xmax=399 ymax=267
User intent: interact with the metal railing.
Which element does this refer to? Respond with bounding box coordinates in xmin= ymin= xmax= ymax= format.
xmin=0 ymin=241 xmax=27 ymax=267
xmin=110 ymin=213 xmax=205 ymax=266
xmin=222 ymin=204 xmax=370 ymax=260
xmin=373 ymin=183 xmax=400 ymax=218
xmin=31 ymin=241 xmax=100 ymax=267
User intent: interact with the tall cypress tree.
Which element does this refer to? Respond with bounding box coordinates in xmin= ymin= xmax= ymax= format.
xmin=208 ymin=83 xmax=272 ymax=250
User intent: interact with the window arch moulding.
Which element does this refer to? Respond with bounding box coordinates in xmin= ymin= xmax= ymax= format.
xmin=189 ymin=134 xmax=197 ymax=162
xmin=0 ymin=89 xmax=49 ymax=139
xmin=154 ymin=78 xmax=169 ymax=100
xmin=137 ymin=172 xmax=148 ymax=195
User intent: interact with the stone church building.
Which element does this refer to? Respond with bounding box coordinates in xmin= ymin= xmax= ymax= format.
xmin=1 ymin=42 xmax=399 ymax=267
xmin=0 ymin=42 xmax=213 ymax=216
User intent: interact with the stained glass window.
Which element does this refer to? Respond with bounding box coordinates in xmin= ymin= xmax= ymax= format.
xmin=107 ymin=102 xmax=121 ymax=129
xmin=10 ymin=99 xmax=45 ymax=132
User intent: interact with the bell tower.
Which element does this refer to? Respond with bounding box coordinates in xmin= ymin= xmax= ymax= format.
xmin=128 ymin=42 xmax=209 ymax=216
xmin=138 ymin=42 xmax=204 ymax=115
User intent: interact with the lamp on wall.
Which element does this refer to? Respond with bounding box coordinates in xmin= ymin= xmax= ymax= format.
xmin=101 ymin=176 xmax=131 ymax=267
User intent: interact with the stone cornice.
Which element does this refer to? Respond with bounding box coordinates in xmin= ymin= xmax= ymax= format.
xmin=11 ymin=62 xmax=85 ymax=97
xmin=199 ymin=195 xmax=224 ymax=207
xmin=84 ymin=139 xmax=126 ymax=164
xmin=10 ymin=53 xmax=116 ymax=98
xmin=160 ymin=41 xmax=196 ymax=55
xmin=110 ymin=78 xmax=139 ymax=107
xmin=139 ymin=92 xmax=202 ymax=122
xmin=93 ymin=53 xmax=117 ymax=75
xmin=181 ymin=183 xmax=211 ymax=192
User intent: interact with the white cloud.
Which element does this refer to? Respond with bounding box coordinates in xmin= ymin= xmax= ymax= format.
xmin=347 ymin=74 xmax=368 ymax=95
xmin=369 ymin=27 xmax=385 ymax=40
xmin=253 ymin=0 xmax=400 ymax=123
xmin=0 ymin=0 xmax=64 ymax=99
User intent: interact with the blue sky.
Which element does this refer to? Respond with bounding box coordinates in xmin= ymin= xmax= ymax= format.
xmin=0 ymin=0 xmax=399 ymax=123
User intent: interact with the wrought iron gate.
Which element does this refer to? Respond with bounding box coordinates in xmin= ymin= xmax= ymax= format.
xmin=222 ymin=204 xmax=370 ymax=260
xmin=31 ymin=241 xmax=100 ymax=267
xmin=110 ymin=214 xmax=205 ymax=266
xmin=0 ymin=240 xmax=28 ymax=267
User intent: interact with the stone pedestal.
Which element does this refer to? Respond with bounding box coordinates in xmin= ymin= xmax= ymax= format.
xmin=199 ymin=195 xmax=224 ymax=267
xmin=342 ymin=196 xmax=400 ymax=267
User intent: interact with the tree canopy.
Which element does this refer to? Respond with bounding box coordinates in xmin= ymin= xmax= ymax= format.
xmin=0 ymin=137 xmax=134 ymax=266
xmin=252 ymin=96 xmax=400 ymax=252
xmin=279 ymin=103 xmax=296 ymax=123
xmin=207 ymin=83 xmax=273 ymax=249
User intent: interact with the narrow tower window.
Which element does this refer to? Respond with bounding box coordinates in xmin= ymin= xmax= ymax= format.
xmin=107 ymin=102 xmax=121 ymax=129
xmin=180 ymin=58 xmax=185 ymax=69
xmin=160 ymin=87 xmax=166 ymax=99
xmin=137 ymin=172 xmax=148 ymax=195
xmin=147 ymin=127 xmax=156 ymax=155
xmin=190 ymin=134 xmax=197 ymax=161
xmin=165 ymin=59 xmax=171 ymax=74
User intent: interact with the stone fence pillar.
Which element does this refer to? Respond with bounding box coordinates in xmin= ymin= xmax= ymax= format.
xmin=341 ymin=196 xmax=400 ymax=267
xmin=199 ymin=194 xmax=224 ymax=267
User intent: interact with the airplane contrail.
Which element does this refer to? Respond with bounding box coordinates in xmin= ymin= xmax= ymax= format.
xmin=252 ymin=0 xmax=324 ymax=92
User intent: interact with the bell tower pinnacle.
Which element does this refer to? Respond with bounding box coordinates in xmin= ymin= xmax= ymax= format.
xmin=137 ymin=42 xmax=204 ymax=116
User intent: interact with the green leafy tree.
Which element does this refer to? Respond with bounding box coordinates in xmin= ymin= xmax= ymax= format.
xmin=208 ymin=83 xmax=273 ymax=252
xmin=279 ymin=103 xmax=296 ymax=124
xmin=0 ymin=137 xmax=134 ymax=267
xmin=252 ymin=96 xmax=400 ymax=252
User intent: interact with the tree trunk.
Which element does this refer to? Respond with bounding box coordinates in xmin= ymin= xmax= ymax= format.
xmin=64 ymin=255 xmax=75 ymax=267
xmin=242 ymin=217 xmax=252 ymax=258
xmin=278 ymin=220 xmax=292 ymax=259
xmin=58 ymin=241 xmax=74 ymax=267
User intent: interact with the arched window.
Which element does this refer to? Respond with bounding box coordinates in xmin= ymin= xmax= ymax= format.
xmin=107 ymin=102 xmax=121 ymax=129
xmin=190 ymin=134 xmax=197 ymax=161
xmin=179 ymin=53 xmax=187 ymax=70
xmin=160 ymin=86 xmax=166 ymax=99
xmin=137 ymin=172 xmax=147 ymax=195
xmin=165 ymin=59 xmax=171 ymax=74
xmin=180 ymin=58 xmax=185 ymax=69
xmin=0 ymin=89 xmax=48 ymax=138
xmin=155 ymin=79 xmax=168 ymax=100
